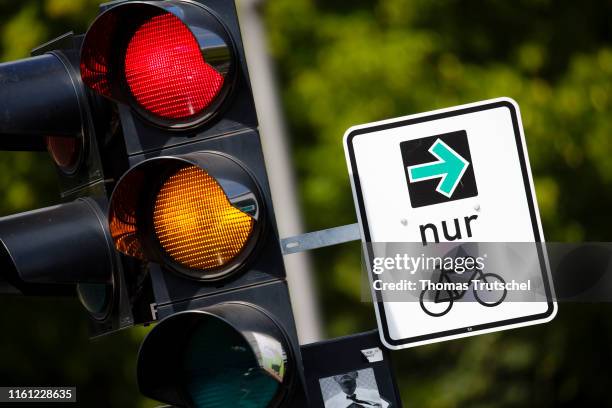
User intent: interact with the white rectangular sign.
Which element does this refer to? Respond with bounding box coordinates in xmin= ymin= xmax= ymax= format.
xmin=344 ymin=97 xmax=557 ymax=349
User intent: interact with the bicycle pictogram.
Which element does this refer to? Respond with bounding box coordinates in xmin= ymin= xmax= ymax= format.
xmin=419 ymin=257 xmax=507 ymax=317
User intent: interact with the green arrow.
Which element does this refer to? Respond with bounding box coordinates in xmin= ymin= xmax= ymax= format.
xmin=407 ymin=138 xmax=469 ymax=198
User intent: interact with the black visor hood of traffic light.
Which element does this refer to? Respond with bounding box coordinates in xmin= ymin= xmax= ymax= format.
xmin=0 ymin=53 xmax=83 ymax=151
xmin=80 ymin=1 xmax=235 ymax=129
xmin=0 ymin=198 xmax=115 ymax=293
xmin=137 ymin=303 xmax=293 ymax=408
xmin=108 ymin=151 xmax=263 ymax=281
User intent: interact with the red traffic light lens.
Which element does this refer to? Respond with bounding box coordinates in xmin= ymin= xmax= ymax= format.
xmin=45 ymin=135 xmax=81 ymax=173
xmin=124 ymin=13 xmax=224 ymax=120
xmin=80 ymin=2 xmax=234 ymax=128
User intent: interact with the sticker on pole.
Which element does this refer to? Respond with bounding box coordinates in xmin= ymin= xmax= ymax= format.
xmin=343 ymin=98 xmax=557 ymax=350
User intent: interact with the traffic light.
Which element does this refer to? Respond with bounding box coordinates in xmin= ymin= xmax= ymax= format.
xmin=0 ymin=0 xmax=308 ymax=405
xmin=0 ymin=28 xmax=142 ymax=330
xmin=0 ymin=32 xmax=111 ymax=293
xmin=78 ymin=1 xmax=307 ymax=406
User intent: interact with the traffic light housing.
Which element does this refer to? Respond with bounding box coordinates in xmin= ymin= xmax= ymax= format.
xmin=79 ymin=0 xmax=308 ymax=406
xmin=0 ymin=0 xmax=309 ymax=405
xmin=0 ymin=29 xmax=143 ymax=332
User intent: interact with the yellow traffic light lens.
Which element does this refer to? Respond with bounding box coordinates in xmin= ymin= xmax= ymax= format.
xmin=153 ymin=165 xmax=254 ymax=272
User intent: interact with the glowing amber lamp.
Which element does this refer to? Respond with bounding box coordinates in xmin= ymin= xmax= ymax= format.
xmin=153 ymin=165 xmax=254 ymax=271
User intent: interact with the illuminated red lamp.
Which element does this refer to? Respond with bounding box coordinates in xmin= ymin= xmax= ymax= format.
xmin=124 ymin=13 xmax=224 ymax=120
xmin=80 ymin=1 xmax=234 ymax=128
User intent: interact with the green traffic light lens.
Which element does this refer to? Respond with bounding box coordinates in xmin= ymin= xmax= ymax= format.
xmin=182 ymin=318 xmax=281 ymax=407
xmin=76 ymin=283 xmax=112 ymax=320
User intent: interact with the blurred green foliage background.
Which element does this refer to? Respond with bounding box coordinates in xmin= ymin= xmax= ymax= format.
xmin=0 ymin=0 xmax=611 ymax=406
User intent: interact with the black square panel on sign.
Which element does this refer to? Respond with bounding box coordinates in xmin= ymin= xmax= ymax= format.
xmin=400 ymin=130 xmax=478 ymax=208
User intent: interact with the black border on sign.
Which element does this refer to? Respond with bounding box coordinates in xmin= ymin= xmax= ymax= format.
xmin=345 ymin=100 xmax=555 ymax=348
